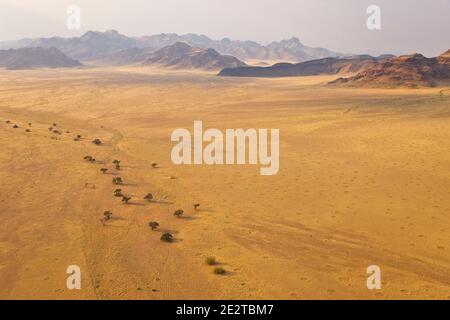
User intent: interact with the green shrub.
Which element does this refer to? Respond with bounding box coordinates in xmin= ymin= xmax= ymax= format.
xmin=112 ymin=177 xmax=123 ymax=185
xmin=174 ymin=209 xmax=184 ymax=218
xmin=160 ymin=233 xmax=174 ymax=243
xmin=113 ymin=189 xmax=123 ymax=197
xmin=122 ymin=196 xmax=131 ymax=204
xmin=149 ymin=221 xmax=159 ymax=231
xmin=103 ymin=211 xmax=112 ymax=221
xmin=205 ymin=257 xmax=217 ymax=266
xmin=213 ymin=267 xmax=226 ymax=275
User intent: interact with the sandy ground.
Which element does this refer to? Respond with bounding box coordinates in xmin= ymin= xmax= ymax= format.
xmin=0 ymin=67 xmax=449 ymax=300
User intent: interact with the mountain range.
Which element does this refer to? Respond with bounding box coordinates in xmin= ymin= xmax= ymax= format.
xmin=331 ymin=50 xmax=450 ymax=87
xmin=0 ymin=30 xmax=341 ymax=63
xmin=0 ymin=47 xmax=81 ymax=70
xmin=218 ymin=55 xmax=393 ymax=77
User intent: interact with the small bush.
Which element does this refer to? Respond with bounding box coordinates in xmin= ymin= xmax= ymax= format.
xmin=122 ymin=196 xmax=131 ymax=204
xmin=112 ymin=177 xmax=123 ymax=185
xmin=100 ymin=168 xmax=108 ymax=174
xmin=213 ymin=267 xmax=227 ymax=275
xmin=144 ymin=193 xmax=153 ymax=202
xmin=13 ymin=124 xmax=19 ymax=129
xmin=194 ymin=203 xmax=200 ymax=210
xmin=151 ymin=163 xmax=158 ymax=168
xmin=160 ymin=233 xmax=174 ymax=243
xmin=92 ymin=138 xmax=102 ymax=145
xmin=104 ymin=211 xmax=113 ymax=221
xmin=113 ymin=189 xmax=123 ymax=197
xmin=174 ymin=209 xmax=184 ymax=218
xmin=205 ymin=257 xmax=217 ymax=266
xmin=149 ymin=221 xmax=160 ymax=231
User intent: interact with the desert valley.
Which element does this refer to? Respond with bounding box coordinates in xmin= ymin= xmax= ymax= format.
xmin=0 ymin=30 xmax=449 ymax=300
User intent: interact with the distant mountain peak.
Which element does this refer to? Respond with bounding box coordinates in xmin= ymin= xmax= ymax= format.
xmin=269 ymin=37 xmax=304 ymax=48
xmin=105 ymin=29 xmax=120 ymax=35
xmin=143 ymin=42 xmax=246 ymax=70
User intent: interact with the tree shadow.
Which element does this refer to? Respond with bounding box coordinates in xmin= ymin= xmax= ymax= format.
xmin=152 ymin=200 xmax=174 ymax=205
xmin=178 ymin=215 xmax=198 ymax=221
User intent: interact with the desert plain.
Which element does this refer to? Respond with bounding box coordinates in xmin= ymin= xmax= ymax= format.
xmin=0 ymin=67 xmax=449 ymax=299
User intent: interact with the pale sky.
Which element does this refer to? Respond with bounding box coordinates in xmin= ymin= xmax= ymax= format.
xmin=0 ymin=0 xmax=449 ymax=56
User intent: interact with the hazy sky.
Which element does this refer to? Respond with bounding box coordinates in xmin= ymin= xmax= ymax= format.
xmin=0 ymin=0 xmax=449 ymax=56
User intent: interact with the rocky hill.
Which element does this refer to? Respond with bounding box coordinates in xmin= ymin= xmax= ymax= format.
xmin=143 ymin=42 xmax=246 ymax=70
xmin=0 ymin=47 xmax=82 ymax=70
xmin=218 ymin=55 xmax=390 ymax=77
xmin=331 ymin=50 xmax=450 ymax=87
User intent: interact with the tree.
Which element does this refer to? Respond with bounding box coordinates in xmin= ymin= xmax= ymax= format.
xmin=25 ymin=129 xmax=31 ymax=133
xmin=160 ymin=233 xmax=174 ymax=242
xmin=193 ymin=203 xmax=200 ymax=210
xmin=205 ymin=256 xmax=217 ymax=265
xmin=151 ymin=163 xmax=158 ymax=168
xmin=112 ymin=177 xmax=123 ymax=185
xmin=149 ymin=221 xmax=160 ymax=231
xmin=5 ymin=120 xmax=10 ymax=124
xmin=122 ymin=196 xmax=131 ymax=204
xmin=112 ymin=160 xmax=121 ymax=165
xmin=13 ymin=124 xmax=19 ymax=129
xmin=213 ymin=267 xmax=227 ymax=275
xmin=92 ymin=138 xmax=102 ymax=145
xmin=104 ymin=211 xmax=113 ymax=221
xmin=113 ymin=189 xmax=123 ymax=197
xmin=84 ymin=155 xmax=95 ymax=162
xmin=48 ymin=127 xmax=53 ymax=131
xmin=100 ymin=168 xmax=108 ymax=174
xmin=53 ymin=123 xmax=57 ymax=127
xmin=144 ymin=193 xmax=153 ymax=202
xmin=115 ymin=164 xmax=121 ymax=171
xmin=174 ymin=209 xmax=184 ymax=218
xmin=77 ymin=135 xmax=82 ymax=139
